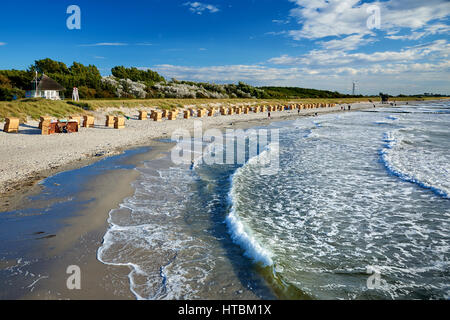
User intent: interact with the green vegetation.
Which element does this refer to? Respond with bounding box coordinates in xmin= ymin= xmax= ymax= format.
xmin=0 ymin=73 xmax=26 ymax=101
xmin=111 ymin=66 xmax=165 ymax=85
xmin=261 ymin=86 xmax=358 ymax=99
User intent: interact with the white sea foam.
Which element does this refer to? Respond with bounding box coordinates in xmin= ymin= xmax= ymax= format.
xmin=221 ymin=102 xmax=450 ymax=299
xmin=380 ymin=126 xmax=450 ymax=199
xmin=224 ymin=143 xmax=283 ymax=267
xmin=97 ymin=158 xmax=215 ymax=300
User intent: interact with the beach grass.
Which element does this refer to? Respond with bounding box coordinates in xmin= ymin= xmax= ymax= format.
xmin=0 ymin=98 xmax=88 ymax=122
xmin=1 ymin=96 xmax=447 ymax=122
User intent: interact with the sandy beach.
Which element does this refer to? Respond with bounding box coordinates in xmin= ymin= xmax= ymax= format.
xmin=0 ymin=101 xmax=385 ymax=197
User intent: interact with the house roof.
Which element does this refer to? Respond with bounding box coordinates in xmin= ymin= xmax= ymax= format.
xmin=35 ymin=74 xmax=65 ymax=91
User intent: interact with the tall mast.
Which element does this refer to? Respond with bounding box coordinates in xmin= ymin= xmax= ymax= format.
xmin=35 ymin=71 xmax=38 ymax=97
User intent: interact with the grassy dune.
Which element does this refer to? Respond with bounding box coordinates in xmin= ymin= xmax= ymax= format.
xmin=0 ymin=99 xmax=88 ymax=122
xmin=1 ymin=97 xmax=447 ymax=122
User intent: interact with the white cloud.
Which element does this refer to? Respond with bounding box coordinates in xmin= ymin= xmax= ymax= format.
xmin=319 ymin=34 xmax=377 ymax=51
xmin=0 ymin=42 xmax=6 ymax=46
xmin=287 ymin=0 xmax=374 ymax=40
xmin=265 ymin=31 xmax=288 ymax=36
xmin=79 ymin=43 xmax=128 ymax=47
xmin=269 ymin=39 xmax=450 ymax=66
xmin=154 ymin=64 xmax=301 ymax=82
xmin=272 ymin=19 xmax=290 ymax=24
xmin=287 ymin=0 xmax=450 ymax=40
xmin=386 ymin=23 xmax=450 ymax=40
xmin=183 ymin=2 xmax=219 ymax=15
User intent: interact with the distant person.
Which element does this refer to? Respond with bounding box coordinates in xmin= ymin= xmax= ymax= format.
xmin=298 ymin=109 xmax=300 ymax=114
xmin=314 ymin=112 xmax=318 ymax=116
xmin=373 ymin=104 xmax=376 ymax=108
xmin=268 ymin=111 xmax=271 ymax=119
xmin=348 ymin=105 xmax=351 ymax=110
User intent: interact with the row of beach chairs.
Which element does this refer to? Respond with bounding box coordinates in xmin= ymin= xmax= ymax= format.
xmin=136 ymin=103 xmax=337 ymax=121
xmin=2 ymin=103 xmax=337 ymax=133
xmin=2 ymin=115 xmax=127 ymax=135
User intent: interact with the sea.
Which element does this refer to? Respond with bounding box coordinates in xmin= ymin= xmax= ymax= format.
xmin=97 ymin=101 xmax=450 ymax=300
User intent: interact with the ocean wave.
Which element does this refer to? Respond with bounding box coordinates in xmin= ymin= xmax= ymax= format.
xmin=224 ymin=145 xmax=277 ymax=267
xmin=380 ymin=130 xmax=449 ymax=199
xmin=97 ymin=162 xmax=215 ymax=300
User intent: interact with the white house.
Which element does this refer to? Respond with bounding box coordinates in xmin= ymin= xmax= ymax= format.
xmin=26 ymin=74 xmax=65 ymax=100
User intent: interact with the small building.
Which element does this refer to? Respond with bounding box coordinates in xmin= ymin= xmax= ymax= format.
xmin=26 ymin=74 xmax=65 ymax=100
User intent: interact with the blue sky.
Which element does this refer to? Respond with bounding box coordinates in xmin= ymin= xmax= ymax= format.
xmin=0 ymin=0 xmax=449 ymax=95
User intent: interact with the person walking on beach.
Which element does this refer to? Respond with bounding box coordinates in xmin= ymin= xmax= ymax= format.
xmin=268 ymin=111 xmax=271 ymax=119
xmin=348 ymin=105 xmax=351 ymax=110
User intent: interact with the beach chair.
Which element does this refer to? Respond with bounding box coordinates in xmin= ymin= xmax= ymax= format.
xmin=153 ymin=111 xmax=162 ymax=122
xmin=139 ymin=111 xmax=148 ymax=120
xmin=69 ymin=116 xmax=81 ymax=125
xmin=66 ymin=121 xmax=79 ymax=133
xmin=114 ymin=116 xmax=125 ymax=129
xmin=168 ymin=111 xmax=177 ymax=120
xmin=105 ymin=115 xmax=115 ymax=128
xmin=83 ymin=116 xmax=95 ymax=128
xmin=41 ymin=119 xmax=57 ymax=135
xmin=3 ymin=117 xmax=19 ymax=133
xmin=39 ymin=116 xmax=52 ymax=129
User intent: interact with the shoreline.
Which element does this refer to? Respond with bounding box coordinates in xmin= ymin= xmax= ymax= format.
xmin=4 ymin=97 xmax=447 ymax=211
xmin=0 ymin=100 xmax=406 ymax=204
xmin=1 ymin=142 xmax=174 ymax=299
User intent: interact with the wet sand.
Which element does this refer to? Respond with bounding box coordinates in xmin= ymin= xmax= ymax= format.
xmin=0 ymin=141 xmax=173 ymax=299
